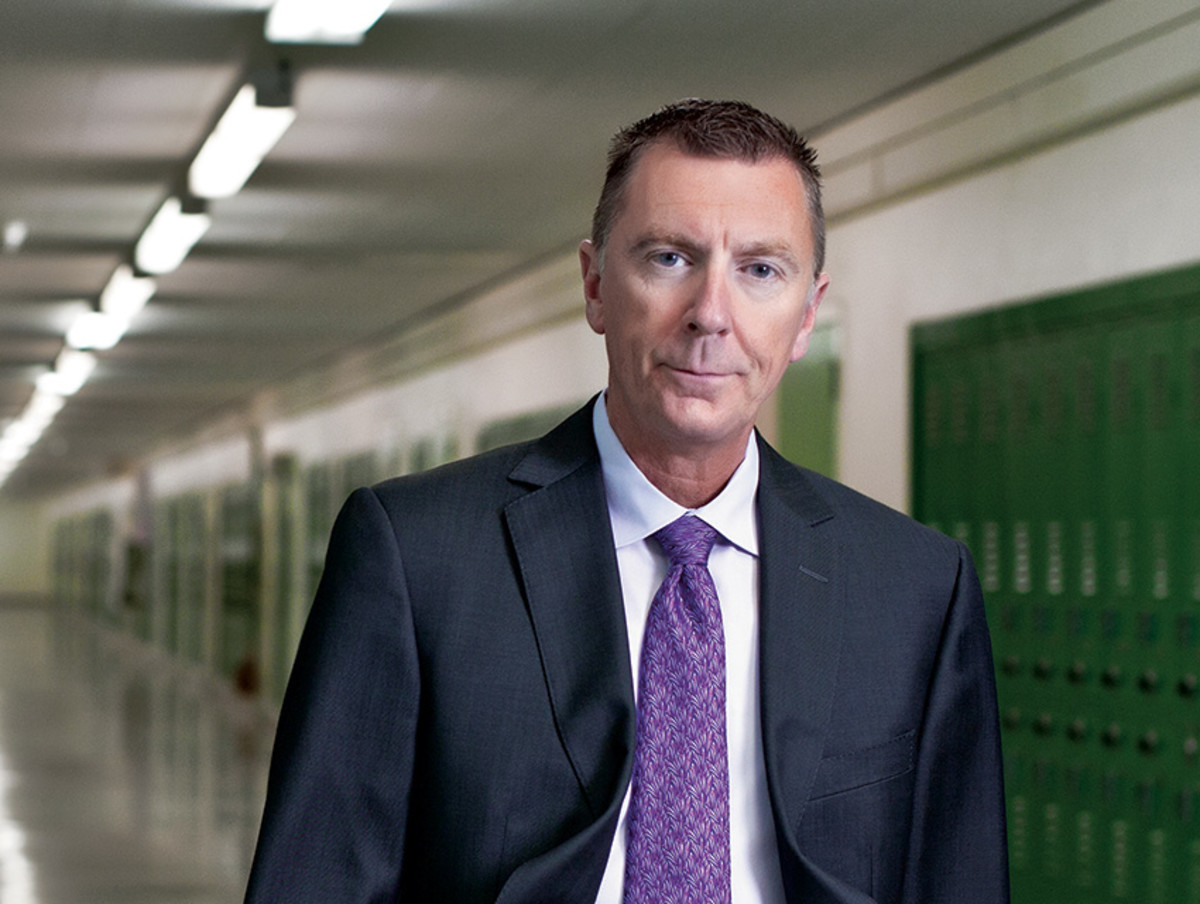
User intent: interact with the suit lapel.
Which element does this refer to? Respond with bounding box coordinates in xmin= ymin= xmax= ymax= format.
xmin=497 ymin=402 xmax=635 ymax=900
xmin=755 ymin=438 xmax=848 ymax=895
xmin=501 ymin=403 xmax=635 ymax=876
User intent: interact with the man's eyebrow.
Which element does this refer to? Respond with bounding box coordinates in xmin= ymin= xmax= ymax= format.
xmin=737 ymin=241 xmax=803 ymax=273
xmin=627 ymin=232 xmax=701 ymax=256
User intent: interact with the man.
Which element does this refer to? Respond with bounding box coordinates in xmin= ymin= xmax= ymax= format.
xmin=245 ymin=99 xmax=1009 ymax=903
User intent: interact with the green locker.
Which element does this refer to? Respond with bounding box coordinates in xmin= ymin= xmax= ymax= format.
xmin=154 ymin=499 xmax=179 ymax=655
xmin=476 ymin=404 xmax=580 ymax=455
xmin=912 ymin=262 xmax=1200 ymax=902
xmin=342 ymin=450 xmax=378 ymax=494
xmin=911 ymin=346 xmax=946 ymax=535
xmin=174 ymin=494 xmax=207 ymax=663
xmin=304 ymin=462 xmax=335 ymax=603
xmin=84 ymin=510 xmax=113 ymax=621
xmin=219 ymin=482 xmax=260 ymax=685
xmin=269 ymin=454 xmax=301 ymax=704
xmin=777 ymin=327 xmax=840 ymax=481
xmin=974 ymin=343 xmax=1007 ymax=609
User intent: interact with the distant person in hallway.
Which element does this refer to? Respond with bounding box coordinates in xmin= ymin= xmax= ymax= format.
xmin=244 ymin=98 xmax=1009 ymax=903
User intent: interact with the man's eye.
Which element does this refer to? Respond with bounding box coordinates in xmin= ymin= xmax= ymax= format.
xmin=650 ymin=251 xmax=685 ymax=267
xmin=747 ymin=262 xmax=778 ymax=280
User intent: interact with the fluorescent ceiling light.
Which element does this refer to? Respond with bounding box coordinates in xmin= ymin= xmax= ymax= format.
xmin=66 ymin=311 xmax=127 ymax=351
xmin=100 ymin=264 xmax=156 ymax=320
xmin=0 ymin=386 xmax=63 ymax=478
xmin=2 ymin=419 xmax=41 ymax=451
xmin=134 ymin=196 xmax=211 ymax=275
xmin=37 ymin=349 xmax=96 ymax=397
xmin=266 ymin=0 xmax=392 ymax=44
xmin=0 ymin=432 xmax=31 ymax=461
xmin=23 ymin=390 xmax=66 ymax=430
xmin=189 ymin=84 xmax=296 ymax=199
xmin=2 ymin=220 xmax=28 ymax=253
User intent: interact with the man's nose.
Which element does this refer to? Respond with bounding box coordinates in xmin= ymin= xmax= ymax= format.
xmin=686 ymin=267 xmax=732 ymax=335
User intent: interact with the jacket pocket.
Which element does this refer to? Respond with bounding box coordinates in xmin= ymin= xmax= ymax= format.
xmin=808 ymin=729 xmax=916 ymax=801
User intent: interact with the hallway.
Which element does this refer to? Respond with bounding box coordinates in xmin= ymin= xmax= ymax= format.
xmin=0 ymin=599 xmax=274 ymax=904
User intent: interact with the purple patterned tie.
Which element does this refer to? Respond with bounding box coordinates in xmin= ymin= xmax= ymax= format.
xmin=624 ymin=514 xmax=731 ymax=903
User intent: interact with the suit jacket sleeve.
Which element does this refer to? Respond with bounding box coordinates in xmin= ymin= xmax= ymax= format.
xmin=901 ymin=542 xmax=1009 ymax=903
xmin=244 ymin=487 xmax=418 ymax=903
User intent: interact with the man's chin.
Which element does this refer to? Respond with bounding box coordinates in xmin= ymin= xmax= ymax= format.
xmin=656 ymin=401 xmax=754 ymax=453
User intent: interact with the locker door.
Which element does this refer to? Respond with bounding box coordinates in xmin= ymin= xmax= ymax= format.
xmin=176 ymin=494 xmax=207 ymax=664
xmin=304 ymin=462 xmax=334 ymax=603
xmin=219 ymin=482 xmax=261 ymax=687
xmin=912 ymin=345 xmax=951 ymax=534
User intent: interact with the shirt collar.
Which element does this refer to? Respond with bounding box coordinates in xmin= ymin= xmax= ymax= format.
xmin=592 ymin=392 xmax=759 ymax=556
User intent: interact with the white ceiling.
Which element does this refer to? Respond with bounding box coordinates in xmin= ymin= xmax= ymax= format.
xmin=0 ymin=0 xmax=1101 ymax=499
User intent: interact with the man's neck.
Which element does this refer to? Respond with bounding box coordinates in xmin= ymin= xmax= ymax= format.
xmin=608 ymin=420 xmax=751 ymax=510
xmin=627 ymin=453 xmax=744 ymax=509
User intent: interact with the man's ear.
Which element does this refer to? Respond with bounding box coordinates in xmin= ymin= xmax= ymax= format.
xmin=579 ymin=240 xmax=605 ymax=335
xmin=790 ymin=271 xmax=830 ymax=361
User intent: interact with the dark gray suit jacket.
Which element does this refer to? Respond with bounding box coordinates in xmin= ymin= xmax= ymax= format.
xmin=245 ymin=400 xmax=1009 ymax=903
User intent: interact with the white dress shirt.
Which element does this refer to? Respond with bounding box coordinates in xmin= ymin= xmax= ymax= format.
xmin=592 ymin=394 xmax=786 ymax=904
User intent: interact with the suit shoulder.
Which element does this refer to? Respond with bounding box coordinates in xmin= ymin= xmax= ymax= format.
xmin=364 ymin=401 xmax=597 ymax=521
xmin=823 ymin=469 xmax=957 ymax=554
xmin=373 ymin=441 xmax=529 ymax=493
xmin=763 ymin=445 xmax=960 ymax=564
xmin=363 ymin=441 xmax=532 ymax=521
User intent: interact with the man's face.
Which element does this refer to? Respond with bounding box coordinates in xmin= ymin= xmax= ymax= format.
xmin=580 ymin=142 xmax=829 ymax=463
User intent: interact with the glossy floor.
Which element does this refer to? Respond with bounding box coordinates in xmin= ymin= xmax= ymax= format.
xmin=0 ymin=600 xmax=275 ymax=904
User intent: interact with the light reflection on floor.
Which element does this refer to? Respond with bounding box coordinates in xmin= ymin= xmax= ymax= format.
xmin=0 ymin=601 xmax=274 ymax=904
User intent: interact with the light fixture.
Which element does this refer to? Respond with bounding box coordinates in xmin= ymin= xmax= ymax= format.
xmin=100 ymin=264 xmax=156 ymax=320
xmin=134 ymin=196 xmax=211 ymax=275
xmin=2 ymin=418 xmax=41 ymax=452
xmin=2 ymin=220 xmax=28 ymax=253
xmin=0 ymin=433 xmax=30 ymax=463
xmin=188 ymin=82 xmax=296 ymax=199
xmin=0 ymin=362 xmax=79 ymax=486
xmin=66 ymin=311 xmax=127 ymax=351
xmin=0 ymin=392 xmax=60 ymax=479
xmin=37 ymin=349 xmax=96 ymax=397
xmin=22 ymin=389 xmax=65 ymax=431
xmin=266 ymin=0 xmax=392 ymax=44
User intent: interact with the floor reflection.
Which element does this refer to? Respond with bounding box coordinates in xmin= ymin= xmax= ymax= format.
xmin=0 ymin=601 xmax=274 ymax=904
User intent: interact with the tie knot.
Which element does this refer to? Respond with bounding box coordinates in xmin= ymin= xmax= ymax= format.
xmin=653 ymin=514 xmax=718 ymax=566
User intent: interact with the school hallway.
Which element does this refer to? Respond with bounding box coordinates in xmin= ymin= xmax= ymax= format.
xmin=0 ymin=598 xmax=273 ymax=904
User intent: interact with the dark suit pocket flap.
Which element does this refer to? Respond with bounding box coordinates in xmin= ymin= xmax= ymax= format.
xmin=809 ymin=729 xmax=916 ymax=800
